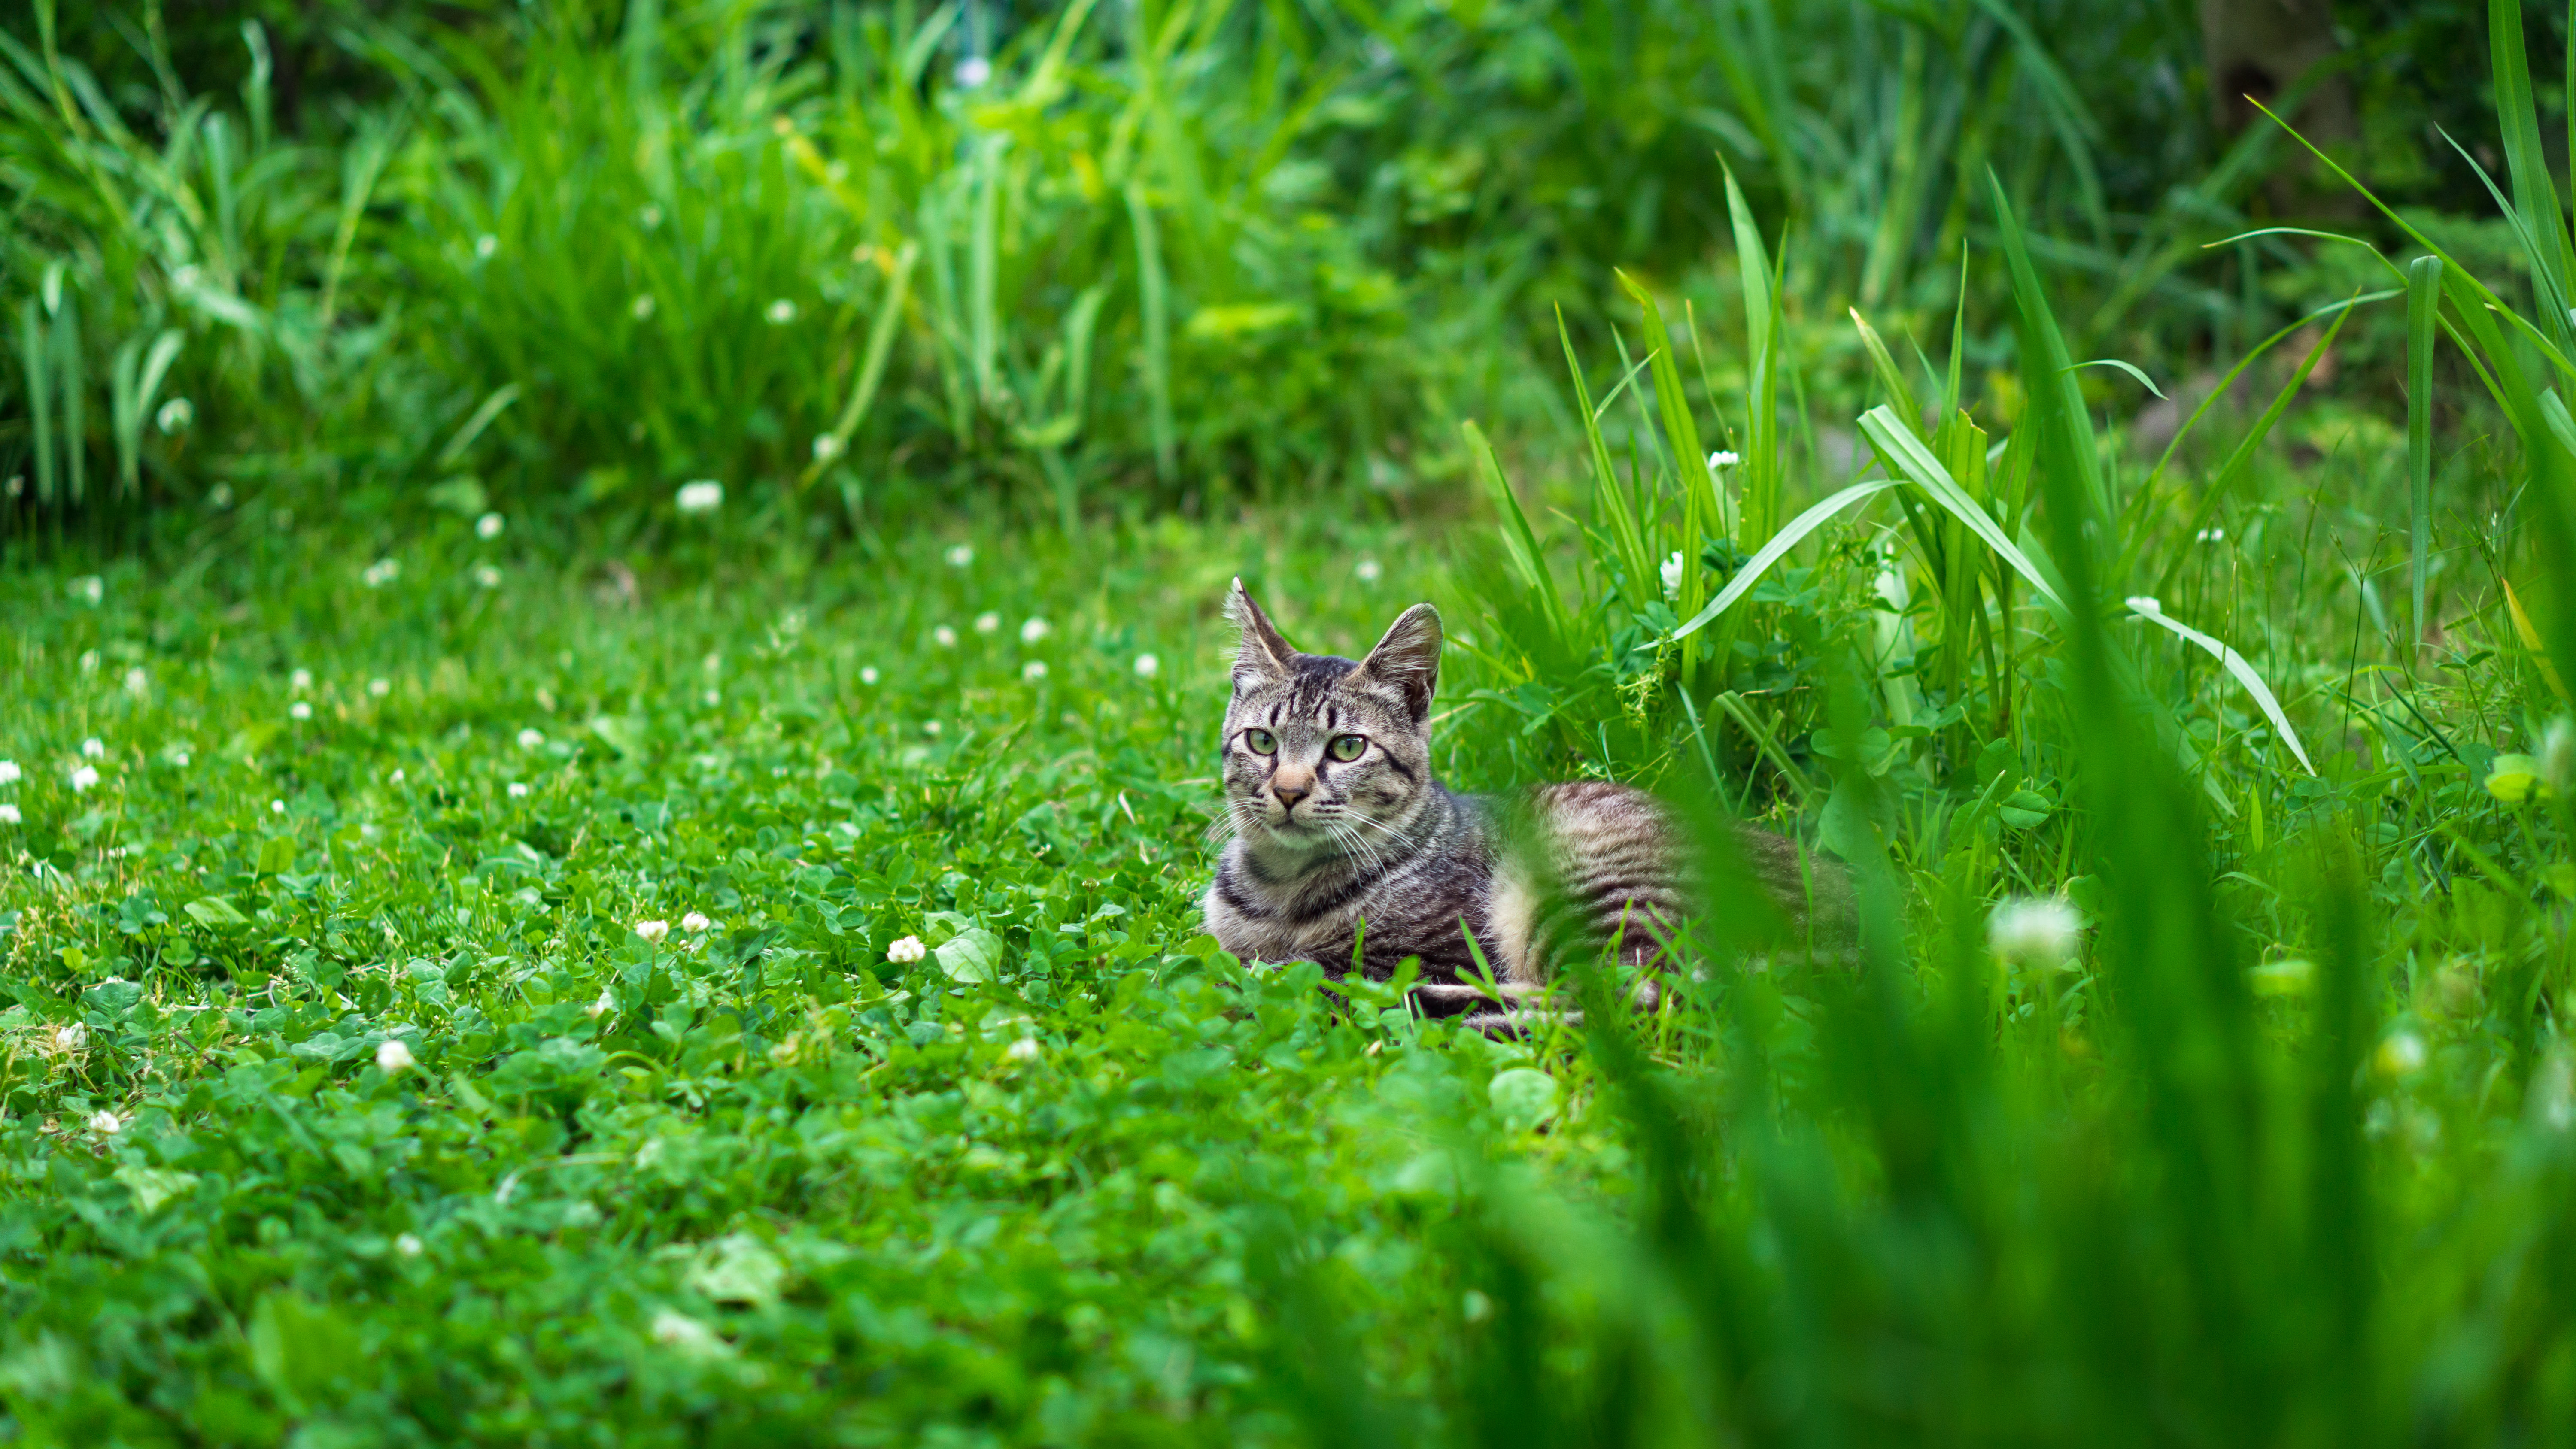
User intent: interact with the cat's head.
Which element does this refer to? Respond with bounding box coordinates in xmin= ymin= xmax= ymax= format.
xmin=1219 ymin=579 xmax=1442 ymax=852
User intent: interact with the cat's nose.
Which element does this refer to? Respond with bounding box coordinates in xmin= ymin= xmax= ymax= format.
xmin=1272 ymin=782 xmax=1309 ymax=810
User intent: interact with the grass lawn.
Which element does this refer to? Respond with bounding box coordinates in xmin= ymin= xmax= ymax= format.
xmin=3 ymin=517 xmax=1616 ymax=1443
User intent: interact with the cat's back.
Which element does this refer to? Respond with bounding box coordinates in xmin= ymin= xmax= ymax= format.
xmin=1488 ymin=779 xmax=1847 ymax=982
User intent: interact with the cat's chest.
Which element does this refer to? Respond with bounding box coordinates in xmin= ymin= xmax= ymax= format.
xmin=1203 ymin=828 xmax=1494 ymax=965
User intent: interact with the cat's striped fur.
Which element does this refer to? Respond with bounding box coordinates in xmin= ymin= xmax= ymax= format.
xmin=1202 ymin=580 xmax=1841 ymax=1028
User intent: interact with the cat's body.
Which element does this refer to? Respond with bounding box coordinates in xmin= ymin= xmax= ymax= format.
xmin=1202 ymin=581 xmax=1838 ymax=1025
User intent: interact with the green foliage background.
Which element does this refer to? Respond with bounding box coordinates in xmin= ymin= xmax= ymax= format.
xmin=8 ymin=1 xmax=2576 ymax=1445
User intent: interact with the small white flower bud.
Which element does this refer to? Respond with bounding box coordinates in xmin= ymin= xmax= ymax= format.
xmin=886 ymin=934 xmax=927 ymax=964
xmin=377 ymin=1039 xmax=416 ymax=1073
xmin=1988 ymin=896 xmax=2081 ymax=970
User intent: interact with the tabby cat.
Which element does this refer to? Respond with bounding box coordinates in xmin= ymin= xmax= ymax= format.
xmin=1202 ymin=580 xmax=1838 ymax=1027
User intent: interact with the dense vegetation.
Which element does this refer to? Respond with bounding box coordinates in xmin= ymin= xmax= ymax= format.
xmin=8 ymin=0 xmax=2576 ymax=1443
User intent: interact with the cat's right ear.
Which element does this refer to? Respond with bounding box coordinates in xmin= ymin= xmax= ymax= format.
xmin=1227 ymin=578 xmax=1295 ymax=690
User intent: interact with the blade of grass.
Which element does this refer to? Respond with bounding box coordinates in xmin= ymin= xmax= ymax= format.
xmin=1125 ymin=180 xmax=1175 ymax=482
xmin=1670 ymin=476 xmax=1902 ymax=640
xmin=1858 ymin=405 xmax=2065 ymax=613
xmin=2407 ymin=255 xmax=2442 ymax=644
xmin=802 ymin=240 xmax=920 ymax=490
xmin=1463 ymin=419 xmax=1570 ymax=642
xmin=2124 ymin=599 xmax=2316 ymax=774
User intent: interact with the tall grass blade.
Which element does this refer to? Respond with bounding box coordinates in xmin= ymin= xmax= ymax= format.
xmin=52 ymin=286 xmax=83 ymax=505
xmin=19 ymin=296 xmax=53 ymax=505
xmin=1722 ymin=165 xmax=1783 ymax=542
xmin=1670 ymin=477 xmax=1901 ymax=640
xmin=2123 ymin=599 xmax=2316 ymax=774
xmin=804 ymin=242 xmax=920 ymax=490
xmin=1125 ymin=181 xmax=1174 ymax=482
xmin=436 ymin=383 xmax=522 ymax=471
xmin=1987 ymin=170 xmax=2107 ymax=530
xmin=1858 ymin=405 xmax=2065 ymax=612
xmin=1463 ymin=420 xmax=1569 ymax=640
xmin=970 ymin=133 xmax=1002 ymax=408
xmin=2488 ymin=0 xmax=2576 ymax=358
xmin=2407 ymin=255 xmax=2442 ymax=642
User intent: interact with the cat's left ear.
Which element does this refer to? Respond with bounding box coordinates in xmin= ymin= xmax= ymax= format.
xmin=1227 ymin=578 xmax=1296 ymax=689
xmin=1355 ymin=603 xmax=1441 ymax=722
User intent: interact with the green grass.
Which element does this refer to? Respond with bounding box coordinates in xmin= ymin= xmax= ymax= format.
xmin=11 ymin=0 xmax=2576 ymax=1443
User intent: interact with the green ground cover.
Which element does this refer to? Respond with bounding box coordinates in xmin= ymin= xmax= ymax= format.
xmin=11 ymin=0 xmax=2576 ymax=1443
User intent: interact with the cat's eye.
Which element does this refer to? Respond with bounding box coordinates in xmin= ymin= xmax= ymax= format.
xmin=1327 ymin=734 xmax=1367 ymax=762
xmin=1242 ymin=728 xmax=1277 ymax=755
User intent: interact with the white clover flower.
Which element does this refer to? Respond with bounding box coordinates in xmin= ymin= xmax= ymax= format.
xmin=90 ymin=1109 xmax=121 ymax=1135
xmin=1707 ymin=449 xmax=1740 ymax=471
xmin=811 ymin=433 xmax=844 ymax=461
xmin=1355 ymin=558 xmax=1382 ymax=583
xmin=675 ymin=480 xmax=724 ymax=515
xmin=82 ymin=737 xmax=105 ymax=758
xmin=651 ymin=1310 xmax=730 ymax=1356
xmin=933 ymin=625 xmax=959 ymax=648
xmin=2376 ymin=1031 xmax=2427 ymax=1079
xmin=974 ymin=612 xmax=1001 ymax=635
xmin=638 ymin=203 xmax=663 ymax=230
xmin=290 ymin=701 xmax=313 ymax=721
xmin=945 ymin=543 xmax=974 ymax=568
xmin=0 ymin=804 xmax=20 ymax=825
xmin=78 ymin=649 xmax=100 ymax=675
xmin=54 ymin=1022 xmax=85 ymax=1052
xmin=765 ymin=299 xmax=798 ymax=325
xmin=1134 ymin=653 xmax=1160 ymax=678
xmin=2125 ymin=595 xmax=2163 ymax=615
xmin=1005 ymin=1037 xmax=1041 ymax=1062
xmin=1022 ymin=661 xmax=1048 ymax=681
xmin=362 ymin=558 xmax=401 ymax=588
xmin=289 ymin=669 xmax=313 ymax=694
xmin=702 ymin=690 xmax=720 ymax=707
xmin=389 ymin=768 xmax=405 ymax=784
xmin=395 ymin=1232 xmax=425 ymax=1258
xmin=631 ymin=293 xmax=657 ymax=321
xmin=635 ymin=919 xmax=671 ymax=945
xmin=589 ymin=987 xmax=615 ymax=1019
xmin=476 ymin=512 xmax=506 ymax=540
xmin=1020 ymin=617 xmax=1052 ymax=643
xmin=682 ymin=911 xmax=712 ymax=933
xmin=70 ymin=765 xmax=100 ymax=792
xmin=169 ymin=749 xmax=190 ymax=767
xmin=886 ymin=934 xmax=927 ymax=964
xmin=860 ymin=666 xmax=881 ymax=685
xmin=156 ymin=397 xmax=194 ymax=435
xmin=377 ymin=1038 xmax=416 ymax=1073
xmin=507 ymin=781 xmax=529 ymax=798
xmin=123 ymin=667 xmax=149 ymax=697
xmin=473 ymin=564 xmax=503 ymax=589
xmin=69 ymin=575 xmax=104 ymax=606
xmin=369 ymin=678 xmax=392 ymax=698
xmin=2196 ymin=527 xmax=2225 ymax=544
xmin=474 ymin=233 xmax=498 ymax=259
xmin=270 ymin=800 xmax=286 ymax=814
xmin=1988 ymin=896 xmax=2081 ymax=970
xmin=954 ymin=54 xmax=993 ymax=88
xmin=517 ymin=728 xmax=546 ymax=751
xmin=0 ymin=760 xmax=18 ymax=785
xmin=922 ymin=720 xmax=943 ymax=736
xmin=1660 ymin=550 xmax=1686 ymax=600
xmin=2543 ymin=717 xmax=2576 ymax=800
